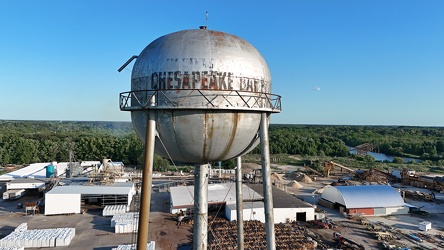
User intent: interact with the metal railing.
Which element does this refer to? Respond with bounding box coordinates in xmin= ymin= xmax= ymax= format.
xmin=119 ymin=89 xmax=281 ymax=113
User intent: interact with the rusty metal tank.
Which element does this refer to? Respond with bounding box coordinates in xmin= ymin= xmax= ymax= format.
xmin=120 ymin=28 xmax=281 ymax=163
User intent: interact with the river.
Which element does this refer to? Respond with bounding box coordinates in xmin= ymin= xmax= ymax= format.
xmin=348 ymin=148 xmax=421 ymax=163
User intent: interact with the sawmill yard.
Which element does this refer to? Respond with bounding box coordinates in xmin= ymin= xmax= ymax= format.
xmin=2 ymin=161 xmax=444 ymax=250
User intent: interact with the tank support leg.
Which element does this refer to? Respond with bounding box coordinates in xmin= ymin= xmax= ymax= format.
xmin=193 ymin=163 xmax=209 ymax=250
xmin=137 ymin=101 xmax=156 ymax=250
xmin=260 ymin=112 xmax=276 ymax=250
xmin=236 ymin=156 xmax=244 ymax=250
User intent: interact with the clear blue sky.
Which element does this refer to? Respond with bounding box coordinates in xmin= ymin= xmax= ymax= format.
xmin=1 ymin=1 xmax=443 ymax=126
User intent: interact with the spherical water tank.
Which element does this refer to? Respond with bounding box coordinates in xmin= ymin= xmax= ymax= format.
xmin=121 ymin=29 xmax=281 ymax=163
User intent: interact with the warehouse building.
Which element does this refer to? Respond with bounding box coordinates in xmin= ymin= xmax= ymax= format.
xmin=0 ymin=161 xmax=101 ymax=181
xmin=6 ymin=178 xmax=47 ymax=191
xmin=44 ymin=182 xmax=135 ymax=215
xmin=169 ymin=183 xmax=262 ymax=214
xmin=170 ymin=183 xmax=315 ymax=223
xmin=239 ymin=184 xmax=315 ymax=223
xmin=319 ymin=185 xmax=409 ymax=216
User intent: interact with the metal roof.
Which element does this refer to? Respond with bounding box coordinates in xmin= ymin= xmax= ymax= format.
xmin=247 ymin=184 xmax=313 ymax=208
xmin=170 ymin=183 xmax=263 ymax=209
xmin=47 ymin=182 xmax=134 ymax=195
xmin=226 ymin=201 xmax=264 ymax=210
xmin=321 ymin=185 xmax=404 ymax=208
xmin=0 ymin=162 xmax=69 ymax=181
xmin=7 ymin=178 xmax=47 ymax=184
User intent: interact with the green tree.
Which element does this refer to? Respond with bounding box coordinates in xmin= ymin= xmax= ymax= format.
xmin=221 ymin=159 xmax=235 ymax=169
xmin=392 ymin=157 xmax=404 ymax=164
xmin=364 ymin=154 xmax=375 ymax=162
xmin=11 ymin=138 xmax=39 ymax=164
xmin=153 ymin=154 xmax=169 ymax=171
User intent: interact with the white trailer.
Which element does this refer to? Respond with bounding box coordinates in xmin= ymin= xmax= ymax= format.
xmin=10 ymin=189 xmax=26 ymax=200
xmin=3 ymin=189 xmax=26 ymax=200
xmin=3 ymin=190 xmax=11 ymax=200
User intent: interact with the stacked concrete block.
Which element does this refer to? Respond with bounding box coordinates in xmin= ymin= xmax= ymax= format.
xmin=103 ymin=205 xmax=128 ymax=217
xmin=111 ymin=241 xmax=155 ymax=250
xmin=111 ymin=212 xmax=139 ymax=234
xmin=13 ymin=223 xmax=27 ymax=233
xmin=114 ymin=222 xmax=138 ymax=234
xmin=0 ymin=227 xmax=75 ymax=248
xmin=111 ymin=212 xmax=139 ymax=227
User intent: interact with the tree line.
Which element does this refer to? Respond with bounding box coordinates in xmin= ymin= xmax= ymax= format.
xmin=1 ymin=121 xmax=443 ymax=167
xmin=0 ymin=121 xmax=142 ymax=166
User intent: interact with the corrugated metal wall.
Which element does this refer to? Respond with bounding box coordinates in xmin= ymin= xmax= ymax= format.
xmin=373 ymin=207 xmax=386 ymax=216
xmin=318 ymin=198 xmax=334 ymax=209
xmin=348 ymin=208 xmax=374 ymax=215
xmin=386 ymin=206 xmax=409 ymax=215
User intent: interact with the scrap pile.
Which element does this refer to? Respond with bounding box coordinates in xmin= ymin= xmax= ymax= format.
xmin=355 ymin=169 xmax=388 ymax=183
xmin=311 ymin=219 xmax=338 ymax=229
xmin=403 ymin=190 xmax=434 ymax=201
xmin=207 ymin=217 xmax=315 ymax=250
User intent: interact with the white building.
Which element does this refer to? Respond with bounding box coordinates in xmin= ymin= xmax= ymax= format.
xmin=169 ymin=183 xmax=262 ymax=214
xmin=320 ymin=185 xmax=409 ymax=216
xmin=6 ymin=178 xmax=47 ymax=190
xmin=169 ymin=183 xmax=315 ymax=223
xmin=45 ymin=182 xmax=135 ymax=215
xmin=234 ymin=184 xmax=315 ymax=223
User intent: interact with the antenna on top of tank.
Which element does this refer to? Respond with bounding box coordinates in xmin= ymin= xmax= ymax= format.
xmin=200 ymin=11 xmax=208 ymax=30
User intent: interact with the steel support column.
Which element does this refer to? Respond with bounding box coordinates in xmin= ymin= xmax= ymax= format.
xmin=260 ymin=112 xmax=276 ymax=250
xmin=235 ymin=156 xmax=244 ymax=250
xmin=193 ymin=163 xmax=209 ymax=250
xmin=137 ymin=99 xmax=156 ymax=250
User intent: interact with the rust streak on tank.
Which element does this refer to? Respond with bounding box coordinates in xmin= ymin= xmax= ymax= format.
xmin=218 ymin=112 xmax=239 ymax=160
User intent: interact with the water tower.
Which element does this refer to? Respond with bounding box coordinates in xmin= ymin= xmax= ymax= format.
xmin=119 ymin=28 xmax=281 ymax=250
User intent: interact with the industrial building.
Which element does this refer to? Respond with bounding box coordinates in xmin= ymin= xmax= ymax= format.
xmin=0 ymin=159 xmax=136 ymax=217
xmin=170 ymin=183 xmax=315 ymax=223
xmin=169 ymin=183 xmax=262 ymax=214
xmin=44 ymin=182 xmax=135 ymax=215
xmin=242 ymin=184 xmax=315 ymax=223
xmin=319 ymin=185 xmax=409 ymax=216
xmin=6 ymin=178 xmax=47 ymax=190
xmin=0 ymin=161 xmax=101 ymax=181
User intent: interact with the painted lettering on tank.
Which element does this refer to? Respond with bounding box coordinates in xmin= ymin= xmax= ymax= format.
xmin=217 ymin=72 xmax=227 ymax=90
xmin=192 ymin=71 xmax=200 ymax=89
xmin=146 ymin=58 xmax=270 ymax=92
xmin=201 ymin=71 xmax=209 ymax=89
xmin=174 ymin=71 xmax=182 ymax=88
xmin=167 ymin=72 xmax=174 ymax=88
xmin=149 ymin=71 xmax=268 ymax=92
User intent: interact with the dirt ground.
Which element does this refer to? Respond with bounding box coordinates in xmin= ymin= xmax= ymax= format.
xmin=0 ymin=191 xmax=191 ymax=250
xmin=148 ymin=191 xmax=193 ymax=250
